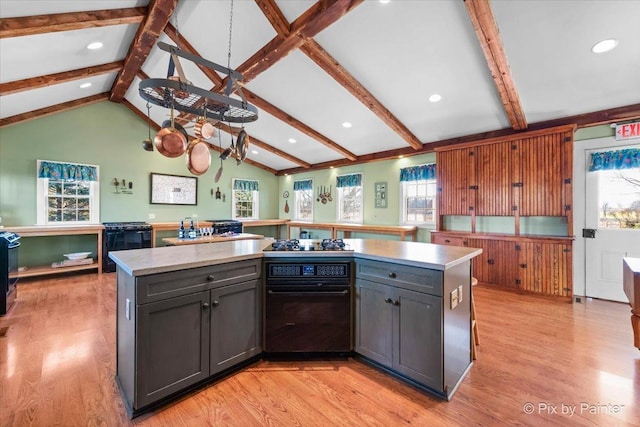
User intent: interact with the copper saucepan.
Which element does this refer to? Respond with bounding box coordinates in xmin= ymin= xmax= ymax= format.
xmin=185 ymin=139 xmax=211 ymax=175
xmin=154 ymin=119 xmax=187 ymax=158
xmin=194 ymin=118 xmax=216 ymax=140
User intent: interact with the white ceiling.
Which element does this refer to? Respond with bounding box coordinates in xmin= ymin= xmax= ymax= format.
xmin=1 ymin=0 xmax=639 ymax=174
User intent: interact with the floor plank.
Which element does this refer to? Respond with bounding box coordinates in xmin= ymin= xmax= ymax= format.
xmin=1 ymin=274 xmax=638 ymax=426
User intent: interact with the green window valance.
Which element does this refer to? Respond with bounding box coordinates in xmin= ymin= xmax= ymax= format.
xmin=293 ymin=179 xmax=313 ymax=191
xmin=589 ymin=148 xmax=640 ymax=171
xmin=336 ymin=173 xmax=362 ymax=188
xmin=400 ymin=164 xmax=436 ymax=182
xmin=38 ymin=160 xmax=98 ymax=181
xmin=233 ymin=179 xmax=259 ymax=191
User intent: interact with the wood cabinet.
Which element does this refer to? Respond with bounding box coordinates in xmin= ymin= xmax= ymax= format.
xmin=354 ymin=259 xmax=470 ymax=399
xmin=435 ymin=125 xmax=575 ymax=235
xmin=432 ymin=232 xmax=573 ymax=298
xmin=117 ymin=259 xmax=261 ymax=415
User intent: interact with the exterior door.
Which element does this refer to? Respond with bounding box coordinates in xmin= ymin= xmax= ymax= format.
xmin=585 ymin=143 xmax=640 ymax=302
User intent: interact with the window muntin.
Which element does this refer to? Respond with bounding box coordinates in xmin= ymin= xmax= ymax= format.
xmin=401 ymin=179 xmax=436 ymax=225
xmin=232 ymin=179 xmax=259 ymax=220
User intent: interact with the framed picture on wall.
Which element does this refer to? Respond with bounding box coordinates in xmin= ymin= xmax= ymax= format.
xmin=150 ymin=173 xmax=198 ymax=205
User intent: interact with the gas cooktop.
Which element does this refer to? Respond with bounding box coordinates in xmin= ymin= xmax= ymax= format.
xmin=265 ymin=238 xmax=352 ymax=252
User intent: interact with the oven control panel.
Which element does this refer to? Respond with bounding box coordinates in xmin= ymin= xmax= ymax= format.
xmin=267 ymin=263 xmax=350 ymax=279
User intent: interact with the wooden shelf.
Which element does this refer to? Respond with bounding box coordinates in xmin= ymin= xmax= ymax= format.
xmin=287 ymin=221 xmax=418 ymax=241
xmin=16 ymin=262 xmax=99 ymax=278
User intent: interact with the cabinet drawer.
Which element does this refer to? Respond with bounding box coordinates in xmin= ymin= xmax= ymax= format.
xmin=431 ymin=234 xmax=467 ymax=247
xmin=136 ymin=259 xmax=261 ymax=304
xmin=356 ymin=259 xmax=443 ymax=296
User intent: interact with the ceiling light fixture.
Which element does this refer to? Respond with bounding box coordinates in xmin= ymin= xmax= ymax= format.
xmin=429 ymin=94 xmax=442 ymax=103
xmin=379 ymin=0 xmax=391 ymax=4
xmin=79 ymin=82 xmax=92 ymax=89
xmin=86 ymin=42 xmax=103 ymax=50
xmin=342 ymin=122 xmax=352 ymax=128
xmin=591 ymin=39 xmax=618 ymax=54
xmin=288 ymin=138 xmax=296 ymax=143
xmin=251 ymin=150 xmax=258 ymax=155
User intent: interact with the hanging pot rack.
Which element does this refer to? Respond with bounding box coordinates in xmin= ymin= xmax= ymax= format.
xmin=139 ymin=42 xmax=258 ymax=123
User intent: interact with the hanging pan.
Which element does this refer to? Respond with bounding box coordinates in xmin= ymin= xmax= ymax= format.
xmin=154 ymin=108 xmax=187 ymax=158
xmin=185 ymin=138 xmax=211 ymax=175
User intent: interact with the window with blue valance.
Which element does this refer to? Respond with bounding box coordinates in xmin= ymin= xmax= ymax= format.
xmin=589 ymin=148 xmax=640 ymax=171
xmin=38 ymin=160 xmax=98 ymax=181
xmin=233 ymin=179 xmax=259 ymax=191
xmin=293 ymin=179 xmax=312 ymax=191
xmin=399 ymin=163 xmax=436 ymax=182
xmin=336 ymin=173 xmax=362 ymax=188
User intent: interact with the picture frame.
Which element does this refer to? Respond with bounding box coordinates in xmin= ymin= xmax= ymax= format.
xmin=150 ymin=173 xmax=198 ymax=205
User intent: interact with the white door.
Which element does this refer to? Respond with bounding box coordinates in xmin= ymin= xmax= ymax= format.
xmin=585 ymin=143 xmax=640 ymax=302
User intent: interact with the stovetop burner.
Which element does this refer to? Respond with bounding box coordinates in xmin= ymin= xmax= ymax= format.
xmin=103 ymin=221 xmax=152 ymax=231
xmin=267 ymin=239 xmax=351 ymax=252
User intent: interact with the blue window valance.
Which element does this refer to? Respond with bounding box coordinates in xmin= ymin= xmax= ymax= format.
xmin=38 ymin=160 xmax=98 ymax=181
xmin=293 ymin=179 xmax=312 ymax=191
xmin=336 ymin=173 xmax=362 ymax=188
xmin=589 ymin=148 xmax=640 ymax=171
xmin=233 ymin=179 xmax=259 ymax=191
xmin=400 ymin=163 xmax=436 ymax=182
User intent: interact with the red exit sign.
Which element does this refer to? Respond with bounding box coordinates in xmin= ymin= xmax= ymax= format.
xmin=615 ymin=122 xmax=640 ymax=141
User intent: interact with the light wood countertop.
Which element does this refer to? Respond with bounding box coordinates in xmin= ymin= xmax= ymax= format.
xmin=109 ymin=238 xmax=481 ymax=277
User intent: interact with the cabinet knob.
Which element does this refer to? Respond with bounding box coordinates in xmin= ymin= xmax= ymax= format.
xmin=388 ymin=272 xmax=397 ymax=279
xmin=444 ymin=239 xmax=451 ymax=243
xmin=207 ymin=275 xmax=215 ymax=281
xmin=384 ymin=298 xmax=393 ymax=304
xmin=393 ymin=300 xmax=400 ymax=306
xmin=212 ymin=300 xmax=219 ymax=307
xmin=202 ymin=302 xmax=209 ymax=309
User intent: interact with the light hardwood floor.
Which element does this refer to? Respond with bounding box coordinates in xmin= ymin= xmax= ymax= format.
xmin=1 ymin=273 xmax=638 ymax=426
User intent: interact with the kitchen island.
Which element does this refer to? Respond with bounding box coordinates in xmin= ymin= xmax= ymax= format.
xmin=110 ymin=239 xmax=481 ymax=417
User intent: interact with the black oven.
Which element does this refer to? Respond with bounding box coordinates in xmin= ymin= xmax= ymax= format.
xmin=1 ymin=231 xmax=20 ymax=316
xmin=264 ymin=260 xmax=352 ymax=354
xmin=102 ymin=222 xmax=152 ymax=272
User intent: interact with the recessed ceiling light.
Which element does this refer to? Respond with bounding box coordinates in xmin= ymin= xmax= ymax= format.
xmin=79 ymin=82 xmax=92 ymax=89
xmin=86 ymin=42 xmax=103 ymax=50
xmin=251 ymin=150 xmax=258 ymax=155
xmin=342 ymin=122 xmax=352 ymax=128
xmin=591 ymin=39 xmax=618 ymax=54
xmin=429 ymin=94 xmax=442 ymax=103
xmin=288 ymin=138 xmax=296 ymax=144
xmin=379 ymin=0 xmax=391 ymax=3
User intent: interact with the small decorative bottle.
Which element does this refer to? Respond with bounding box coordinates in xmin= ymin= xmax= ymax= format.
xmin=189 ymin=219 xmax=196 ymax=239
xmin=178 ymin=220 xmax=185 ymax=239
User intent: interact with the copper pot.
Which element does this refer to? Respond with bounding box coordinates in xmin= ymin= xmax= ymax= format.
xmin=194 ymin=118 xmax=215 ymax=140
xmin=185 ymin=139 xmax=211 ymax=175
xmin=154 ymin=121 xmax=187 ymax=158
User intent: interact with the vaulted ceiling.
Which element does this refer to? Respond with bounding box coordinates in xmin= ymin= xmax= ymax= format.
xmin=1 ymin=0 xmax=639 ymax=175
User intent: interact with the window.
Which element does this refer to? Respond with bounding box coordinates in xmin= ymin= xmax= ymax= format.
xmin=232 ymin=179 xmax=259 ymax=219
xmin=293 ymin=179 xmax=313 ymax=221
xmin=36 ymin=160 xmax=100 ymax=225
xmin=336 ymin=173 xmax=363 ymax=223
xmin=399 ymin=164 xmax=437 ymax=226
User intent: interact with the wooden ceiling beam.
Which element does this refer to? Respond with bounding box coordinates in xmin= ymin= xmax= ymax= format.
xmin=214 ymin=122 xmax=311 ymax=169
xmin=254 ymin=0 xmax=291 ymax=37
xmin=277 ymin=103 xmax=640 ymax=175
xmin=0 ymin=93 xmax=109 ymax=128
xmin=242 ymin=89 xmax=358 ymax=161
xmin=0 ymin=61 xmax=123 ymax=96
xmin=464 ymin=0 xmax=527 ymax=130
xmin=109 ymin=0 xmax=179 ymax=102
xmin=233 ymin=0 xmax=364 ymax=84
xmin=300 ymin=40 xmax=423 ymax=151
xmin=0 ymin=8 xmax=146 ymax=38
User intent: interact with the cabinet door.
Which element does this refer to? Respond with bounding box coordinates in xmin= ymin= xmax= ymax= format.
xmin=469 ymin=239 xmax=517 ymax=287
xmin=355 ymin=279 xmax=394 ymax=368
xmin=393 ymin=288 xmax=443 ymax=391
xmin=437 ymin=148 xmax=475 ymax=215
xmin=136 ymin=291 xmax=210 ymax=409
xmin=210 ymin=280 xmax=261 ymax=375
xmin=475 ymin=142 xmax=513 ymax=216
xmin=518 ymin=241 xmax=572 ymax=296
xmin=516 ymin=134 xmax=564 ymax=216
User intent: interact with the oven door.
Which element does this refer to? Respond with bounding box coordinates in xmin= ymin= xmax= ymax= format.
xmin=265 ymin=287 xmax=352 ymax=353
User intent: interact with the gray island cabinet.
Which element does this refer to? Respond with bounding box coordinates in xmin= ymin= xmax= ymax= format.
xmin=110 ymin=239 xmax=481 ymax=416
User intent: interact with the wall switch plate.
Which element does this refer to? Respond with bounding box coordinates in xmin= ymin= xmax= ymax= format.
xmin=126 ymin=298 xmax=131 ymax=320
xmin=458 ymin=285 xmax=463 ymax=303
xmin=450 ymin=288 xmax=459 ymax=309
xmin=148 ymin=213 xmax=155 ymax=219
